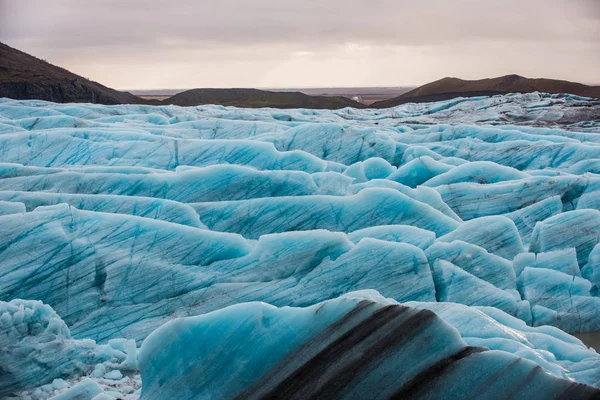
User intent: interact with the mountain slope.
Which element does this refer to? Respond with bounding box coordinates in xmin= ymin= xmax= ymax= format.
xmin=162 ymin=88 xmax=366 ymax=109
xmin=372 ymin=75 xmax=600 ymax=108
xmin=4 ymin=42 xmax=598 ymax=111
xmin=0 ymin=42 xmax=144 ymax=105
xmin=0 ymin=42 xmax=364 ymax=109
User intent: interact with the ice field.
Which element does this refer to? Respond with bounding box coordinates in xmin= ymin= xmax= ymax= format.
xmin=2 ymin=92 xmax=600 ymax=399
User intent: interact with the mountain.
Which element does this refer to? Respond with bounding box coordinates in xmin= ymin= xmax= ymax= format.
xmin=0 ymin=42 xmax=144 ymax=105
xmin=4 ymin=41 xmax=598 ymax=110
xmin=0 ymin=42 xmax=363 ymax=109
xmin=162 ymin=88 xmax=365 ymax=109
xmin=371 ymin=75 xmax=600 ymax=108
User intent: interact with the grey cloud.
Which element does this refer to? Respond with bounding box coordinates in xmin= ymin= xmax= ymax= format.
xmin=0 ymin=0 xmax=598 ymax=88
xmin=1 ymin=0 xmax=597 ymax=49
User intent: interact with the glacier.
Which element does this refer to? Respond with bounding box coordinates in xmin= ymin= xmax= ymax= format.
xmin=1 ymin=92 xmax=600 ymax=399
xmin=139 ymin=292 xmax=599 ymax=400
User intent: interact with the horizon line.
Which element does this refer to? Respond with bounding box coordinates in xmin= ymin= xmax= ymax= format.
xmin=122 ymin=81 xmax=600 ymax=93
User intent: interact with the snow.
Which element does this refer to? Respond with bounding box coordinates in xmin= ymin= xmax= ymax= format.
xmin=1 ymin=92 xmax=600 ymax=397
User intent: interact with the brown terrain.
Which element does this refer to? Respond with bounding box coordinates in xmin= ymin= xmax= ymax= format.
xmin=164 ymin=88 xmax=365 ymax=109
xmin=263 ymin=87 xmax=414 ymax=105
xmin=371 ymin=75 xmax=600 ymax=108
xmin=131 ymin=87 xmax=414 ymax=105
xmin=0 ymin=42 xmax=362 ymax=109
xmin=0 ymin=42 xmax=144 ymax=105
xmin=2 ymin=42 xmax=599 ymax=109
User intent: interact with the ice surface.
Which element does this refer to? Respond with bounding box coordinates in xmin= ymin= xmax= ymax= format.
xmin=0 ymin=164 xmax=348 ymax=200
xmin=425 ymin=240 xmax=517 ymax=291
xmin=518 ymin=267 xmax=600 ymax=331
xmin=431 ymin=259 xmax=524 ymax=317
xmin=0 ymin=299 xmax=137 ymax=397
xmin=7 ymin=294 xmax=600 ymax=399
xmin=530 ymin=210 xmax=600 ymax=266
xmin=387 ymin=155 xmax=453 ymax=187
xmin=411 ymin=301 xmax=600 ymax=387
xmin=582 ymin=244 xmax=600 ymax=295
xmin=0 ymin=199 xmax=25 ymax=215
xmin=0 ymin=190 xmax=204 ymax=227
xmin=0 ymin=205 xmax=441 ymax=342
xmin=192 ymin=188 xmax=459 ymax=239
xmin=504 ymin=196 xmax=563 ymax=244
xmin=138 ymin=292 xmax=599 ymax=400
xmin=436 ymin=216 xmax=525 ymax=260
xmin=347 ymin=225 xmax=436 ymax=249
xmin=48 ymin=379 xmax=104 ymax=400
xmin=514 ymin=249 xmax=581 ymax=277
xmin=435 ymin=175 xmax=582 ymax=220
xmin=2 ymin=94 xmax=600 ymax=397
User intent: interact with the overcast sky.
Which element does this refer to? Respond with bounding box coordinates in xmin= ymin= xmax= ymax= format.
xmin=1 ymin=0 xmax=598 ymax=90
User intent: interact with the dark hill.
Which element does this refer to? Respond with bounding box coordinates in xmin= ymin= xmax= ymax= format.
xmin=3 ymin=42 xmax=599 ymax=110
xmin=371 ymin=75 xmax=600 ymax=108
xmin=162 ymin=88 xmax=365 ymax=109
xmin=0 ymin=42 xmax=144 ymax=105
xmin=0 ymin=42 xmax=363 ymax=109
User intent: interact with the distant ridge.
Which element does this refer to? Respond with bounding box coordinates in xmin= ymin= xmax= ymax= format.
xmin=164 ymin=88 xmax=365 ymax=109
xmin=371 ymin=75 xmax=600 ymax=108
xmin=2 ymin=42 xmax=599 ymax=110
xmin=0 ymin=42 xmax=144 ymax=105
xmin=0 ymin=42 xmax=363 ymax=109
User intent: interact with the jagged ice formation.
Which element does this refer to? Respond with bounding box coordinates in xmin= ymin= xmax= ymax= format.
xmin=2 ymin=93 xmax=600 ymax=399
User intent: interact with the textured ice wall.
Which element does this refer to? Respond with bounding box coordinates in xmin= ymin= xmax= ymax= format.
xmin=6 ymin=294 xmax=600 ymax=399
xmin=0 ymin=299 xmax=138 ymax=397
xmin=1 ymin=94 xmax=600 ymax=397
xmin=138 ymin=292 xmax=600 ymax=400
xmin=2 ymin=95 xmax=600 ymax=339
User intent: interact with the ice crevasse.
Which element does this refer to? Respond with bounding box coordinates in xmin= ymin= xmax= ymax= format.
xmin=2 ymin=93 xmax=600 ymax=398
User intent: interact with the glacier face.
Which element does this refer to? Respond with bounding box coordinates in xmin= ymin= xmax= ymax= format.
xmin=1 ymin=93 xmax=600 ymax=398
xmin=139 ymin=292 xmax=599 ymax=400
xmin=0 ymin=299 xmax=139 ymax=397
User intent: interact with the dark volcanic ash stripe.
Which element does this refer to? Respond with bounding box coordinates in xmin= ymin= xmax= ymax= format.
xmin=389 ymin=346 xmax=487 ymax=399
xmin=263 ymin=306 xmax=435 ymax=399
xmin=238 ymin=302 xmax=450 ymax=399
xmin=236 ymin=300 xmax=600 ymax=400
